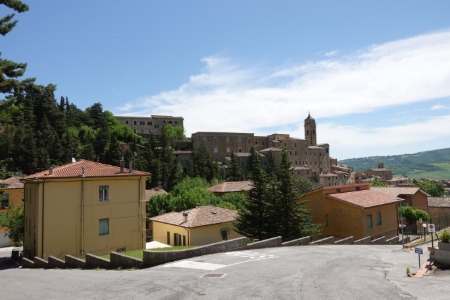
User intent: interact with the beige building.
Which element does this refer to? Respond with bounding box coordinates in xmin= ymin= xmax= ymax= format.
xmin=428 ymin=197 xmax=450 ymax=220
xmin=151 ymin=206 xmax=242 ymax=246
xmin=0 ymin=177 xmax=24 ymax=247
xmin=365 ymin=163 xmax=393 ymax=181
xmin=300 ymin=184 xmax=401 ymax=240
xmin=22 ymin=160 xmax=150 ymax=260
xmin=115 ymin=115 xmax=184 ymax=137
xmin=191 ymin=114 xmax=344 ymax=187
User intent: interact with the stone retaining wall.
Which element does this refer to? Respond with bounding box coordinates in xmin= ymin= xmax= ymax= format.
xmin=21 ymin=234 xmax=409 ymax=270
xmin=247 ymin=236 xmax=282 ymax=250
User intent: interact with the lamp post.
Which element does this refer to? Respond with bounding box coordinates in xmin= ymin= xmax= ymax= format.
xmin=399 ymin=202 xmax=405 ymax=249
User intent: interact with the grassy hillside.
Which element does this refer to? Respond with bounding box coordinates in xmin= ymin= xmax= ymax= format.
xmin=339 ymin=148 xmax=450 ymax=180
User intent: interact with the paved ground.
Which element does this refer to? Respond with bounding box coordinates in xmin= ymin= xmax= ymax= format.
xmin=1 ymin=244 xmax=449 ymax=299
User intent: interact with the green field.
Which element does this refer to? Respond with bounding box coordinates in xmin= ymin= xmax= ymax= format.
xmin=394 ymin=162 xmax=450 ymax=180
xmin=340 ymin=148 xmax=450 ymax=180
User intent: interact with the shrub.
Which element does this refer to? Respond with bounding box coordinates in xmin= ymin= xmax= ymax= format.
xmin=440 ymin=229 xmax=450 ymax=243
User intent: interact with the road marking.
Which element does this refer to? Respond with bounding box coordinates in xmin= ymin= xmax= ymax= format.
xmin=161 ymin=261 xmax=226 ymax=270
xmin=225 ymin=251 xmax=277 ymax=260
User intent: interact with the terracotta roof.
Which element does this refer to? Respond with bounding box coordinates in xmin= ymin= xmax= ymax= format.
xmin=328 ymin=189 xmax=401 ymax=208
xmin=208 ymin=181 xmax=252 ymax=193
xmin=0 ymin=177 xmax=24 ymax=189
xmin=24 ymin=160 xmax=150 ymax=180
xmin=371 ymin=186 xmax=424 ymax=197
xmin=428 ymin=197 xmax=450 ymax=207
xmin=150 ymin=206 xmax=237 ymax=228
xmin=146 ymin=188 xmax=168 ymax=199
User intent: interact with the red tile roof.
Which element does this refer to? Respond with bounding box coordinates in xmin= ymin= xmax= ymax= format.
xmin=371 ymin=186 xmax=426 ymax=197
xmin=208 ymin=181 xmax=252 ymax=193
xmin=24 ymin=160 xmax=150 ymax=180
xmin=328 ymin=189 xmax=401 ymax=208
xmin=150 ymin=206 xmax=237 ymax=228
xmin=145 ymin=188 xmax=168 ymax=199
xmin=0 ymin=177 xmax=24 ymax=189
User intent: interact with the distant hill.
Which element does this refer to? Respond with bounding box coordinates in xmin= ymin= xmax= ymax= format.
xmin=338 ymin=148 xmax=450 ymax=180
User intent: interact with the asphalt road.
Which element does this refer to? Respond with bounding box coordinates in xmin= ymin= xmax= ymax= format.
xmin=1 ymin=244 xmax=449 ymax=299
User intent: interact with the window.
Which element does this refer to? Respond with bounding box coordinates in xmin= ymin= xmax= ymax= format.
xmin=376 ymin=212 xmax=382 ymax=226
xmin=183 ymin=235 xmax=186 ymax=246
xmin=125 ymin=121 xmax=129 ymax=124
xmin=99 ymin=219 xmax=109 ymax=235
xmin=99 ymin=186 xmax=109 ymax=202
xmin=226 ymin=147 xmax=231 ymax=153
xmin=220 ymin=228 xmax=229 ymax=240
xmin=1 ymin=193 xmax=9 ymax=209
xmin=226 ymin=136 xmax=230 ymax=143
xmin=167 ymin=231 xmax=171 ymax=245
xmin=147 ymin=121 xmax=152 ymax=125
xmin=367 ymin=214 xmax=373 ymax=228
xmin=133 ymin=121 xmax=137 ymax=125
xmin=213 ymin=147 xmax=218 ymax=153
xmin=140 ymin=121 xmax=145 ymax=125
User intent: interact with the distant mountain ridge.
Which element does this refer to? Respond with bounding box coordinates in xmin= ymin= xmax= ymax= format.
xmin=339 ymin=148 xmax=450 ymax=180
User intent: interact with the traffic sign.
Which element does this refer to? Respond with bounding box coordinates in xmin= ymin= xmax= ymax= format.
xmin=428 ymin=223 xmax=436 ymax=233
xmin=415 ymin=248 xmax=423 ymax=255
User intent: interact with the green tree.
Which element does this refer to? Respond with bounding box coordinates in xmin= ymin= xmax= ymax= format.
xmin=235 ymin=148 xmax=270 ymax=240
xmin=0 ymin=204 xmax=24 ymax=246
xmin=228 ymin=151 xmax=245 ymax=181
xmin=414 ymin=179 xmax=445 ymax=197
xmin=400 ymin=205 xmax=430 ymax=224
xmin=371 ymin=178 xmax=388 ymax=187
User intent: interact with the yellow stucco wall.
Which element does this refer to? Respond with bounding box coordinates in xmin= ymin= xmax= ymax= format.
xmin=303 ymin=190 xmax=399 ymax=240
xmin=24 ymin=176 xmax=146 ymax=259
xmin=152 ymin=221 xmax=242 ymax=247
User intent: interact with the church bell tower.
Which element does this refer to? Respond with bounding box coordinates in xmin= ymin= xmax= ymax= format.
xmin=304 ymin=113 xmax=317 ymax=146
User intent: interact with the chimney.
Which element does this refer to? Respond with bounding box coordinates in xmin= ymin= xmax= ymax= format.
xmin=120 ymin=157 xmax=125 ymax=173
xmin=48 ymin=166 xmax=53 ymax=175
xmin=183 ymin=212 xmax=188 ymax=223
xmin=129 ymin=160 xmax=133 ymax=173
xmin=378 ymin=162 xmax=384 ymax=169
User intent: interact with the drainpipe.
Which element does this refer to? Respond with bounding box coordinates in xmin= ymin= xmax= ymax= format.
xmin=41 ymin=179 xmax=45 ymax=258
xmin=81 ymin=167 xmax=85 ymax=255
xmin=138 ymin=176 xmax=142 ymax=246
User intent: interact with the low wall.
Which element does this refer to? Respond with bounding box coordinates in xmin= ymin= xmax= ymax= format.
xmin=247 ymin=236 xmax=282 ymax=250
xmin=144 ymin=237 xmax=247 ymax=268
xmin=110 ymin=252 xmax=143 ymax=269
xmin=86 ymin=253 xmax=110 ymax=269
xmin=65 ymin=255 xmax=86 ymax=269
xmin=33 ymin=256 xmax=48 ymax=269
xmin=311 ymin=236 xmax=334 ymax=245
xmin=21 ymin=257 xmax=34 ymax=268
xmin=334 ymin=236 xmax=354 ymax=245
xmin=354 ymin=236 xmax=372 ymax=245
xmin=48 ymin=256 xmax=66 ymax=269
xmin=282 ymin=236 xmax=310 ymax=247
xmin=371 ymin=236 xmax=386 ymax=245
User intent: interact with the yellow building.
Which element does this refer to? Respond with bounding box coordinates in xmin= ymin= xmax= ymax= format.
xmin=151 ymin=206 xmax=242 ymax=246
xmin=22 ymin=160 xmax=150 ymax=259
xmin=0 ymin=177 xmax=24 ymax=247
xmin=300 ymin=184 xmax=401 ymax=240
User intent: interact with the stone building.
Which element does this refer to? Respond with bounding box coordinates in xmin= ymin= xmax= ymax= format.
xmin=192 ymin=114 xmax=351 ymax=187
xmin=115 ymin=115 xmax=184 ymax=137
xmin=365 ymin=162 xmax=393 ymax=181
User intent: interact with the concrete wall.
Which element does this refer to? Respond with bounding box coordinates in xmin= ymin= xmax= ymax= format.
xmin=247 ymin=236 xmax=282 ymax=249
xmin=24 ymin=176 xmax=146 ymax=260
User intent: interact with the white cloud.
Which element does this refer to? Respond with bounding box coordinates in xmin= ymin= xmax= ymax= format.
xmin=118 ymin=29 xmax=450 ymax=157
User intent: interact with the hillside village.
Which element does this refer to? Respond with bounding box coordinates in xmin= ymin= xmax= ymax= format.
xmin=1 ymin=110 xmax=449 ymax=268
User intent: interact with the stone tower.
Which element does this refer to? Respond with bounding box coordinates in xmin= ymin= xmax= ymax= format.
xmin=304 ymin=113 xmax=317 ymax=146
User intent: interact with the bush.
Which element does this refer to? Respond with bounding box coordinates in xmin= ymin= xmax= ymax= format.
xmin=440 ymin=229 xmax=450 ymax=243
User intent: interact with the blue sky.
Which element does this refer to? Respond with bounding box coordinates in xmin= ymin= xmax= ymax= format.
xmin=3 ymin=0 xmax=450 ymax=160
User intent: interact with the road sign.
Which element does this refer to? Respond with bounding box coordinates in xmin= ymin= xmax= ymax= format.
xmin=415 ymin=248 xmax=423 ymax=255
xmin=428 ymin=223 xmax=436 ymax=233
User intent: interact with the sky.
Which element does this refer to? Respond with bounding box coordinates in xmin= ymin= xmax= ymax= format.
xmin=3 ymin=0 xmax=450 ymax=160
